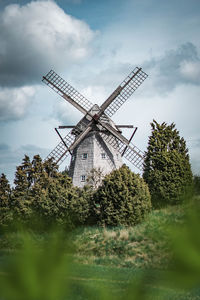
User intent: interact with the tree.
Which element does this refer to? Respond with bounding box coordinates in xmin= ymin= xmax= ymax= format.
xmin=86 ymin=167 xmax=104 ymax=190
xmin=93 ymin=165 xmax=151 ymax=226
xmin=0 ymin=173 xmax=12 ymax=225
xmin=12 ymin=155 xmax=33 ymax=219
xmin=193 ymin=175 xmax=200 ymax=195
xmin=143 ymin=120 xmax=193 ymax=208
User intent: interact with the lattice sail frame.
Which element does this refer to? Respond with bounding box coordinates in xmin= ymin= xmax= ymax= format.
xmin=42 ymin=70 xmax=94 ymax=112
xmin=99 ymin=132 xmax=144 ymax=170
xmin=45 ymin=131 xmax=75 ymax=165
xmin=104 ymin=67 xmax=148 ymax=117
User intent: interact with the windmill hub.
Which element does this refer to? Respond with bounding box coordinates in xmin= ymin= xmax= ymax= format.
xmin=42 ymin=67 xmax=148 ymax=188
xmin=93 ymin=114 xmax=100 ymax=122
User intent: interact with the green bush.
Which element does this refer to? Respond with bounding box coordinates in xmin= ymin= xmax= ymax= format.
xmin=93 ymin=165 xmax=151 ymax=226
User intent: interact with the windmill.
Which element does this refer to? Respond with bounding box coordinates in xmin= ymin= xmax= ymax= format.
xmin=42 ymin=67 xmax=148 ymax=187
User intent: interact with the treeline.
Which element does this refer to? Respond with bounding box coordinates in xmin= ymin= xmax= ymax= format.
xmin=0 ymin=120 xmax=197 ymax=229
xmin=0 ymin=157 xmax=151 ymax=228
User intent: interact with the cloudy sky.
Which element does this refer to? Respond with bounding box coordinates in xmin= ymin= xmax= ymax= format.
xmin=0 ymin=0 xmax=200 ymax=183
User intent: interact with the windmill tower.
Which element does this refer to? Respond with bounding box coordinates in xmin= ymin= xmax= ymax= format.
xmin=42 ymin=67 xmax=148 ymax=188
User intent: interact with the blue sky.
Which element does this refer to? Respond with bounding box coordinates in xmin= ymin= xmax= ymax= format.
xmin=0 ymin=0 xmax=200 ymax=183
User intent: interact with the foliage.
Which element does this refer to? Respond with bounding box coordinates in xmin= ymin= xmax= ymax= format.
xmin=12 ymin=155 xmax=34 ymax=219
xmin=0 ymin=173 xmax=12 ymax=226
xmin=143 ymin=120 xmax=193 ymax=208
xmin=30 ymin=167 xmax=91 ymax=228
xmin=72 ymin=185 xmax=93 ymax=225
xmin=193 ymin=175 xmax=200 ymax=195
xmin=1 ymin=155 xmax=91 ymax=228
xmin=93 ymin=165 xmax=151 ymax=226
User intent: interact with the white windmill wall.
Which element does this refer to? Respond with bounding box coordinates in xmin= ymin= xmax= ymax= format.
xmin=69 ymin=132 xmax=94 ymax=188
xmin=93 ymin=132 xmax=123 ymax=172
xmin=69 ymin=131 xmax=123 ymax=188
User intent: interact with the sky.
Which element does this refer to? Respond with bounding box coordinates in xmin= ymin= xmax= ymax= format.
xmin=0 ymin=0 xmax=200 ymax=184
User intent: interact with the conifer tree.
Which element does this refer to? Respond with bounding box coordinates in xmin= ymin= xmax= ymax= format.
xmin=143 ymin=120 xmax=193 ymax=207
xmin=43 ymin=157 xmax=59 ymax=178
xmin=31 ymin=155 xmax=45 ymax=185
xmin=0 ymin=173 xmax=12 ymax=225
xmin=193 ymin=175 xmax=200 ymax=195
xmin=30 ymin=156 xmax=60 ymax=205
xmin=12 ymin=155 xmax=33 ymax=219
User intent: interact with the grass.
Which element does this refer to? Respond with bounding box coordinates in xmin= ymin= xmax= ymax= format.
xmin=72 ymin=204 xmax=184 ymax=269
xmin=0 ymin=200 xmax=200 ymax=299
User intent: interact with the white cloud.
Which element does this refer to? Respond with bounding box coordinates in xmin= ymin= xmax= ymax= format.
xmin=0 ymin=0 xmax=95 ymax=86
xmin=68 ymin=43 xmax=200 ymax=106
xmin=0 ymin=86 xmax=35 ymax=121
xmin=142 ymin=42 xmax=200 ymax=95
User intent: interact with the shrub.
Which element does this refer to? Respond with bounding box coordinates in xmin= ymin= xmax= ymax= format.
xmin=93 ymin=165 xmax=151 ymax=226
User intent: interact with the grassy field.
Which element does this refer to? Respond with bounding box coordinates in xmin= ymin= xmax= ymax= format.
xmin=0 ymin=200 xmax=200 ymax=299
xmin=72 ymin=205 xmax=184 ymax=269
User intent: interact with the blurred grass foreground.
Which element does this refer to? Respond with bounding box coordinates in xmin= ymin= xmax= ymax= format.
xmin=0 ymin=197 xmax=200 ymax=300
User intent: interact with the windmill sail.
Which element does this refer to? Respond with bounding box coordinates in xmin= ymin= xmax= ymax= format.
xmin=45 ymin=131 xmax=75 ymax=165
xmin=103 ymin=67 xmax=148 ymax=117
xmin=42 ymin=70 xmax=94 ymax=114
xmin=99 ymin=131 xmax=144 ymax=170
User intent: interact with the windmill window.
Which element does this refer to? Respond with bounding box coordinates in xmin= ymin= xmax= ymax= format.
xmin=81 ymin=175 xmax=86 ymax=182
xmin=101 ymin=153 xmax=106 ymax=159
xmin=82 ymin=153 xmax=88 ymax=160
